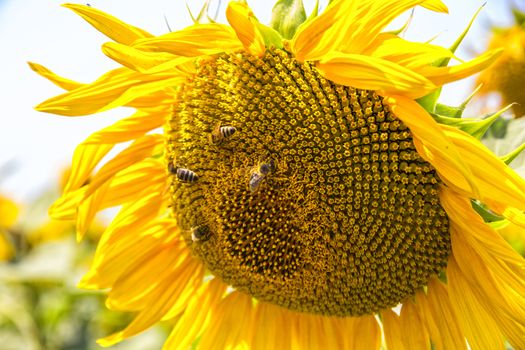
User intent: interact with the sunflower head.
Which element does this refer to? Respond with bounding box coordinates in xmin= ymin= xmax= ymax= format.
xmin=32 ymin=1 xmax=525 ymax=349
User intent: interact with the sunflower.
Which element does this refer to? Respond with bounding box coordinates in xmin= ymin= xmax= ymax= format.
xmin=32 ymin=1 xmax=525 ymax=349
xmin=0 ymin=195 xmax=19 ymax=261
xmin=476 ymin=8 xmax=525 ymax=117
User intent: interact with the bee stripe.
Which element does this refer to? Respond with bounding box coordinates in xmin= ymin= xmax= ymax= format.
xmin=220 ymin=126 xmax=236 ymax=138
xmin=176 ymin=168 xmax=198 ymax=182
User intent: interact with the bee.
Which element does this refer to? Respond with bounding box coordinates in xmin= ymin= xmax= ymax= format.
xmin=191 ymin=225 xmax=211 ymax=242
xmin=209 ymin=122 xmax=237 ymax=144
xmin=249 ymin=160 xmax=275 ymax=192
xmin=168 ymin=164 xmax=199 ymax=183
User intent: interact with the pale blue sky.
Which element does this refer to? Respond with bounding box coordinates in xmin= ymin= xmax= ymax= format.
xmin=0 ymin=0 xmax=515 ymax=201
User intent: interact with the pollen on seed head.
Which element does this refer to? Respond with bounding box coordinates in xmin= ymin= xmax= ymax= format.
xmin=165 ymin=48 xmax=451 ymax=317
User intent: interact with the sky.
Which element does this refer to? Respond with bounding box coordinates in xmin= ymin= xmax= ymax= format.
xmin=0 ymin=0 xmax=516 ymax=202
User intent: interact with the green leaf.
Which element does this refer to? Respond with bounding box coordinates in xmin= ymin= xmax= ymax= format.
xmin=270 ymin=0 xmax=307 ymax=39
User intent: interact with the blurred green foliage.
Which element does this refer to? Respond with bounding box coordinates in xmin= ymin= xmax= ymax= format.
xmin=0 ymin=178 xmax=167 ymax=350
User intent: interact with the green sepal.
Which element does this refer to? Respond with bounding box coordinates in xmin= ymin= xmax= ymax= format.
xmin=186 ymin=1 xmax=213 ymax=24
xmin=416 ymin=88 xmax=441 ymax=113
xmin=471 ymin=200 xmax=504 ymax=223
xmin=437 ymin=270 xmax=447 ymax=284
xmin=446 ymin=5 xmax=484 ymax=62
xmin=485 ymin=117 xmax=511 ymax=139
xmin=500 ymin=142 xmax=525 ymax=165
xmin=270 ymin=0 xmax=307 ymax=40
xmin=292 ymin=0 xmax=319 ymax=38
xmin=308 ymin=0 xmax=320 ymax=20
xmin=488 ymin=220 xmax=509 ymax=230
xmin=513 ymin=8 xmax=525 ymax=27
xmin=386 ymin=10 xmax=413 ymax=36
xmin=433 ymin=84 xmax=482 ymax=118
xmin=256 ymin=22 xmax=284 ymax=49
xmin=435 ymin=103 xmax=463 ymax=118
xmin=432 ymin=104 xmax=512 ymax=139
xmin=416 ymin=6 xmax=484 ymax=112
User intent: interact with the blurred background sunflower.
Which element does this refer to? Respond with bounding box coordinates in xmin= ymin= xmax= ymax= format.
xmin=476 ymin=6 xmax=525 ymax=117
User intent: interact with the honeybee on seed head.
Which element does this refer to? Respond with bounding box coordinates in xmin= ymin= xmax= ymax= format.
xmin=249 ymin=159 xmax=275 ymax=192
xmin=191 ymin=225 xmax=211 ymax=242
xmin=209 ymin=122 xmax=237 ymax=144
xmin=168 ymin=163 xmax=199 ymax=183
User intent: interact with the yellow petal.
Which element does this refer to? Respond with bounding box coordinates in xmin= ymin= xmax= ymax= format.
xmin=132 ymin=23 xmax=242 ymax=56
xmin=28 ymin=62 xmax=82 ymax=91
xmin=62 ymin=3 xmax=152 ymax=45
xmin=161 ymin=258 xmax=206 ymax=320
xmin=48 ymin=187 xmax=87 ymax=220
xmin=496 ymin=207 xmax=525 ymax=230
xmin=421 ymin=50 xmax=503 ymax=87
xmin=79 ymin=219 xmax=176 ymax=289
xmin=35 ymin=68 xmax=173 ymax=116
xmin=63 ymin=143 xmax=113 ymax=193
xmin=84 ymin=109 xmax=165 ymax=145
xmin=450 ymin=225 xmax=525 ymax=347
xmin=101 ymin=159 xmax=167 ymax=209
xmin=336 ymin=0 xmax=448 ymax=55
xmin=49 ymin=158 xmax=166 ymax=220
xmin=420 ymin=0 xmax=448 ymax=12
xmin=439 ymin=189 xmax=525 ymax=272
xmin=140 ymin=57 xmax=197 ymax=76
xmin=101 ymin=76 xmax=184 ymax=112
xmin=102 ymin=42 xmax=178 ymax=72
xmin=291 ymin=0 xmax=447 ymax=61
xmin=0 ymin=196 xmax=20 ymax=228
xmin=385 ymin=95 xmax=479 ymax=197
xmin=0 ymin=230 xmax=14 ymax=261
xmin=316 ymin=53 xmax=436 ymax=98
xmin=102 ymin=191 xmax=166 ymax=249
xmin=447 ymin=256 xmax=506 ymax=350
xmin=382 ymin=309 xmax=405 ymax=350
xmin=250 ymin=302 xmax=291 ymax=350
xmin=99 ymin=257 xmax=203 ymax=346
xmin=439 ymin=124 xmax=525 ymax=212
xmin=415 ymin=279 xmax=467 ymax=350
xmin=106 ymin=244 xmax=191 ymax=310
xmin=399 ymin=301 xmax=430 ymax=349
xmin=291 ymin=0 xmax=355 ymax=61
xmin=365 ymin=34 xmax=454 ymax=71
xmin=289 ymin=312 xmax=310 ymax=348
xmin=163 ymin=279 xmax=227 ymax=350
xmin=198 ymin=290 xmax=254 ymax=350
xmin=82 ymin=135 xmax=163 ymax=200
xmin=76 ymin=180 xmax=109 ymax=241
xmin=226 ymin=2 xmax=265 ymax=57
xmin=317 ymin=316 xmax=348 ymax=350
xmin=353 ymin=315 xmax=381 ymax=350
